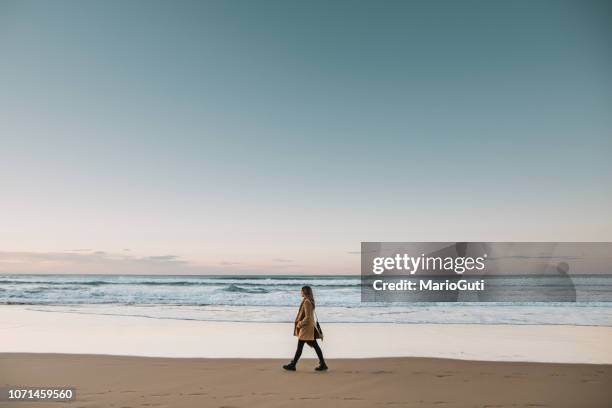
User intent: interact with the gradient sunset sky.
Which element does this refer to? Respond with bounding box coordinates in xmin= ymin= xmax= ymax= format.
xmin=1 ymin=0 xmax=611 ymax=274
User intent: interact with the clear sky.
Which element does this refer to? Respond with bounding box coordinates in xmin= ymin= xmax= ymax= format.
xmin=1 ymin=0 xmax=611 ymax=274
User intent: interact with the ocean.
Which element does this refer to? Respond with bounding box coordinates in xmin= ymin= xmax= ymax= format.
xmin=1 ymin=274 xmax=611 ymax=326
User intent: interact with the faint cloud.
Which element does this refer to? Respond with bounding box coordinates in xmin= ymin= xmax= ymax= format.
xmin=219 ymin=261 xmax=241 ymax=266
xmin=143 ymin=255 xmax=181 ymax=262
xmin=0 ymin=251 xmax=188 ymax=274
xmin=0 ymin=251 xmax=312 ymax=275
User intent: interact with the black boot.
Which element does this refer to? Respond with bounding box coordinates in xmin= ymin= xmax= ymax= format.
xmin=315 ymin=362 xmax=328 ymax=371
xmin=282 ymin=362 xmax=296 ymax=371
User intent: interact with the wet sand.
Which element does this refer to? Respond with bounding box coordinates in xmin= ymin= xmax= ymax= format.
xmin=3 ymin=306 xmax=612 ymax=363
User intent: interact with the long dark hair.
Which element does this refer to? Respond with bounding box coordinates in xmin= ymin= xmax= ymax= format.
xmin=301 ymin=285 xmax=315 ymax=308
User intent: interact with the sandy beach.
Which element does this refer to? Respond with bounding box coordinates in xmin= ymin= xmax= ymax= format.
xmin=2 ymin=354 xmax=611 ymax=408
xmin=2 ymin=306 xmax=612 ymax=406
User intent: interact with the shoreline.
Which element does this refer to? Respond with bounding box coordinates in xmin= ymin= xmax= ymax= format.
xmin=2 ymin=306 xmax=612 ymax=363
xmin=2 ymin=352 xmax=612 ymax=365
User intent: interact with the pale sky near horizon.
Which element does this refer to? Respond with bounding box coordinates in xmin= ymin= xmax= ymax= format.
xmin=1 ymin=0 xmax=611 ymax=274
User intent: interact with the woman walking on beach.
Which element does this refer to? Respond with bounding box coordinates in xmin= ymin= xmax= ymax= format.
xmin=283 ymin=286 xmax=328 ymax=371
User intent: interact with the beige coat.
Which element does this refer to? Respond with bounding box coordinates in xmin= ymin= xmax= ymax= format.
xmin=293 ymin=299 xmax=316 ymax=341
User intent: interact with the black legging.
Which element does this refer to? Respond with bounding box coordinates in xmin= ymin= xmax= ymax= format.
xmin=292 ymin=339 xmax=325 ymax=365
